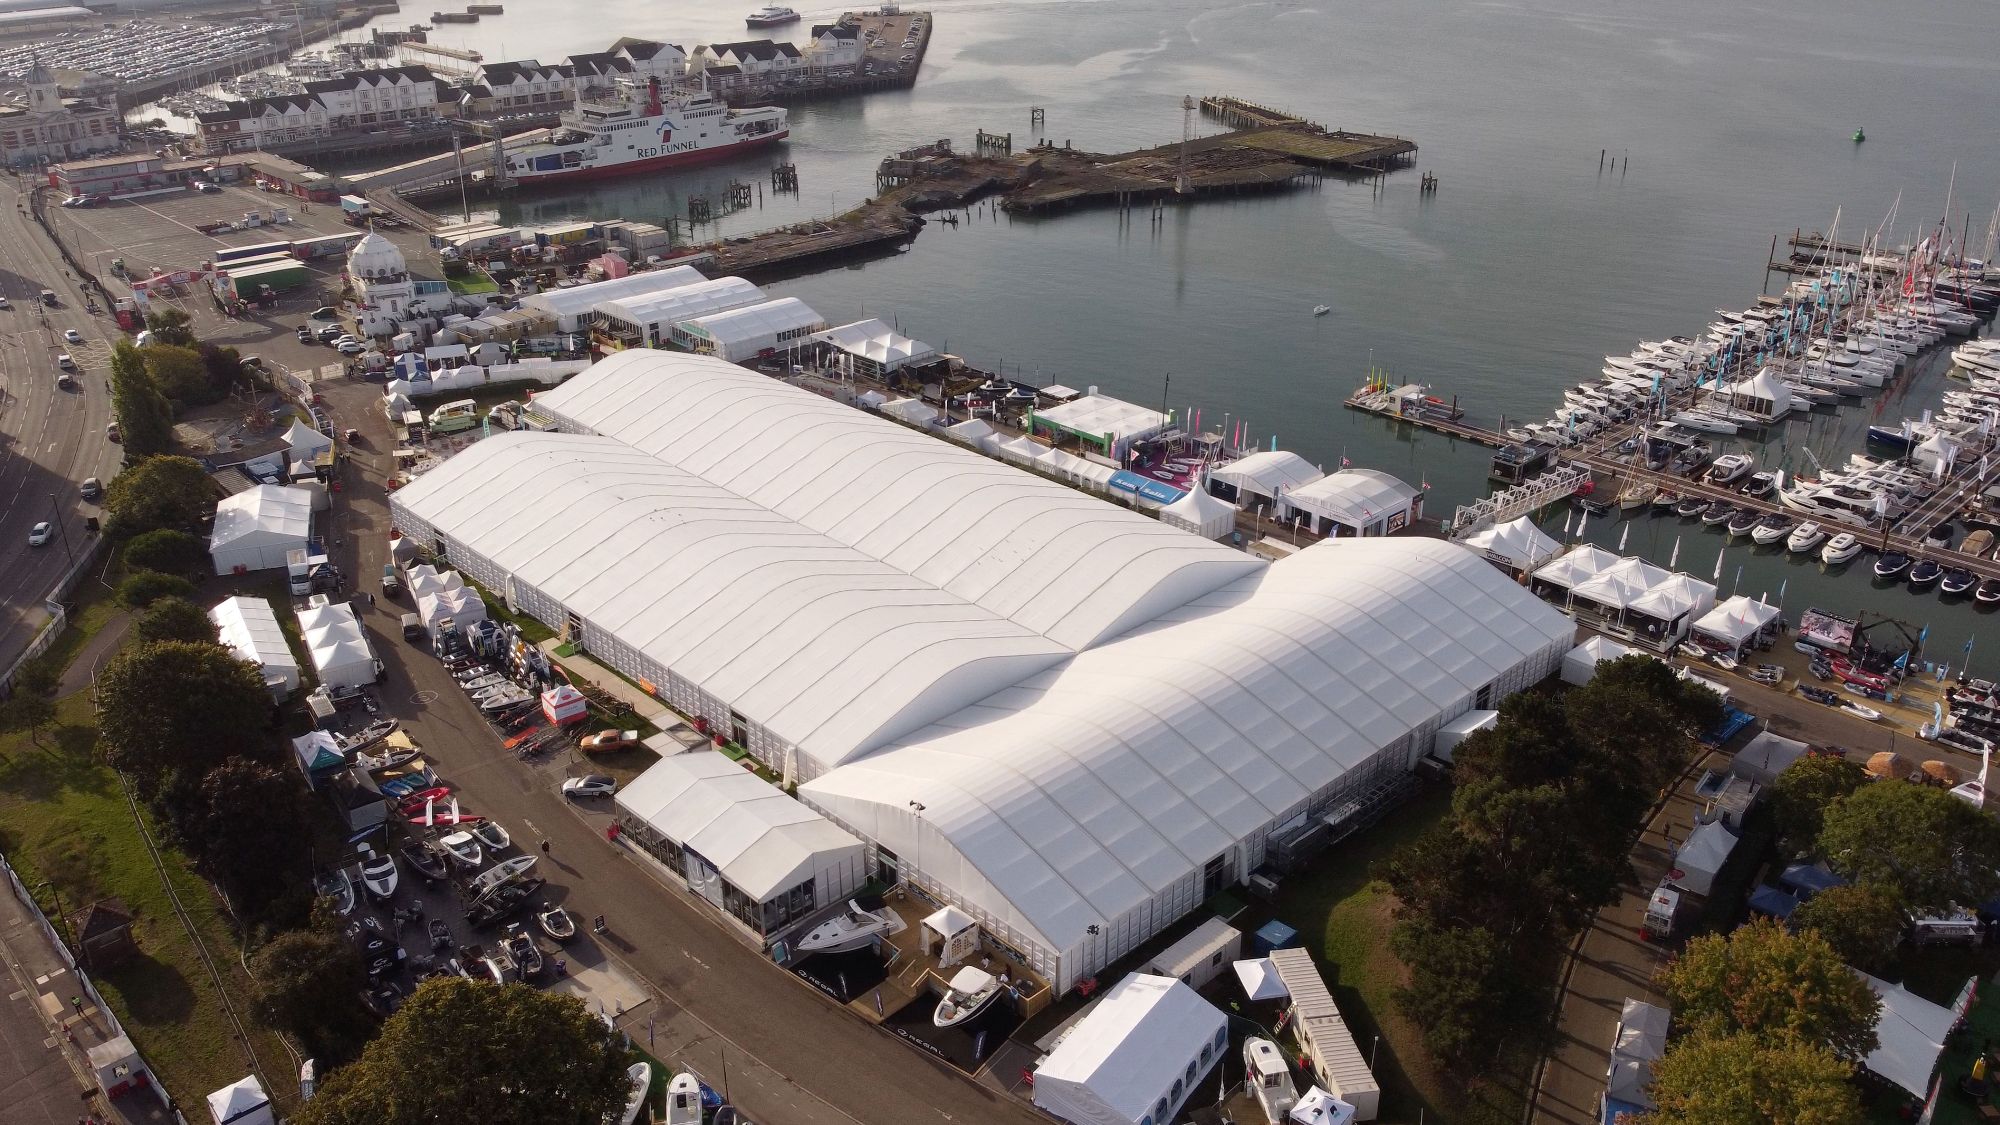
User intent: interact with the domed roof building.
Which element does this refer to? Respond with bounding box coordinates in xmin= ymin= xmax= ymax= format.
xmin=346 ymin=232 xmax=406 ymax=282
xmin=346 ymin=230 xmax=417 ymax=337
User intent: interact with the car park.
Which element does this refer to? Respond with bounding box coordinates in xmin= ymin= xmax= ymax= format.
xmin=27 ymin=522 xmax=51 ymax=547
xmin=561 ymin=775 xmax=617 ymax=800
xmin=63 ymin=328 xmax=81 ymax=343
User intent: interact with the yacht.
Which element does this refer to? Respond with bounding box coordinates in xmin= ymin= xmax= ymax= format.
xmin=933 ymin=966 xmax=1006 ymax=1029
xmin=1750 ymin=513 xmax=1795 ymax=545
xmin=1701 ymin=501 xmax=1737 ymax=526
xmin=1786 ymin=521 xmax=1827 ymax=553
xmin=1778 ymin=480 xmax=1895 ymax=528
xmin=745 ymin=5 xmax=801 ymax=26
xmin=1822 ymin=532 xmax=1863 ymax=565
xmin=1673 ymin=409 xmax=1739 ymax=435
xmin=795 ymin=900 xmax=903 ymax=955
xmin=1726 ymin=509 xmax=1761 ymax=537
xmin=1707 ymin=453 xmax=1754 ymax=486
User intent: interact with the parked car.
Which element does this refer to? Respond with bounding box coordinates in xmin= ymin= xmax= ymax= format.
xmin=382 ymin=563 xmax=402 ymax=598
xmin=27 ymin=522 xmax=51 ymax=547
xmin=336 ymin=339 xmax=364 ymax=355
xmin=56 ymin=353 xmax=74 ymax=369
xmin=63 ymin=328 xmax=81 ymax=343
xmin=297 ymin=326 xmax=315 ymax=343
xmin=561 ymin=775 xmax=617 ymax=800
xmin=311 ymin=306 xmax=340 ymax=320
xmin=579 ymin=730 xmax=639 ymax=753
xmin=105 ymin=421 xmax=120 ymax=442
xmin=0 ymin=295 xmax=11 ymax=308
xmin=55 ymin=372 xmax=74 ymax=390
xmin=318 ymin=324 xmax=345 ymax=341
xmin=80 ymin=477 xmax=101 ymax=500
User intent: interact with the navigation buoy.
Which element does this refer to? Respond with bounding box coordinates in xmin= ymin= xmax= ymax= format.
xmin=1853 ymin=128 xmax=1866 ymax=143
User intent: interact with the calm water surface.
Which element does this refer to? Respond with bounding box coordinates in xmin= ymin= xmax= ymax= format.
xmin=366 ymin=0 xmax=2000 ymax=658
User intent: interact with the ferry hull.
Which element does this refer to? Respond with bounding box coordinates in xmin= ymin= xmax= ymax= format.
xmin=510 ymin=130 xmax=789 ymax=188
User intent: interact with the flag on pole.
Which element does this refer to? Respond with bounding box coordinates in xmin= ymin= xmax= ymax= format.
xmin=1734 ymin=563 xmax=1742 ymax=594
xmin=1713 ymin=546 xmax=1724 ymax=582
xmin=1617 ymin=522 xmax=1629 ymax=553
xmin=1669 ymin=536 xmax=1680 ymax=569
xmin=1563 ymin=510 xmax=1575 ymax=538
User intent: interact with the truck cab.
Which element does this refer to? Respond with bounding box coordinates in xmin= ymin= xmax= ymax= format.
xmin=1642 ymin=884 xmax=1681 ymax=941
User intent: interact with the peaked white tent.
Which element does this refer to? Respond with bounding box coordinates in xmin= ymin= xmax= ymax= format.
xmin=1032 ymin=974 xmax=1228 ymax=1125
xmin=1531 ymin=544 xmax=1621 ymax=602
xmin=1280 ymin=469 xmax=1421 ymax=536
xmin=1570 ymin=557 xmax=1672 ymax=618
xmin=405 ymin=565 xmax=464 ymax=603
xmin=1233 ymin=957 xmax=1289 ymax=1002
xmin=1460 ymin=516 xmax=1561 ymax=575
xmin=1561 ymin=635 xmax=1632 ymax=686
xmin=209 ymin=596 xmax=300 ymax=697
xmin=1860 ymin=972 xmax=1968 ymax=1098
xmin=207 ymin=1075 xmax=274 ymax=1125
xmin=1605 ymin=998 xmax=1669 ymax=1116
xmin=1690 ymin=595 xmax=1783 ymax=652
xmin=1000 ymin=434 xmax=1047 ymax=464
xmin=301 ymin=599 xmax=376 ymax=689
xmin=284 ymin=418 xmax=333 ymax=461
xmin=1209 ymin=451 xmax=1323 ymax=505
xmin=1670 ymin=820 xmax=1738 ymax=896
xmin=943 ymin=417 xmax=1000 ymax=451
xmin=1719 ymin=366 xmax=1795 ymax=422
xmin=419 ymin=584 xmax=488 ymax=633
xmin=1290 ymin=1087 xmax=1357 ymax=1125
xmin=209 ymin=484 xmax=313 ymax=575
xmin=879 ymin=397 xmax=939 ymax=426
xmin=1160 ymin=486 xmax=1237 ymax=540
xmin=809 ymin=318 xmax=938 ymax=375
xmin=1626 ymin=574 xmax=1717 ymax=642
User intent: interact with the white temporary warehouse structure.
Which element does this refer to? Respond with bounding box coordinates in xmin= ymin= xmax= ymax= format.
xmin=391 ymin=352 xmax=1573 ymax=990
xmin=1561 ymin=635 xmax=1631 ymax=686
xmin=1669 ymin=820 xmax=1738 ymax=896
xmin=1531 ymin=544 xmax=1621 ymax=600
xmin=1605 ymin=998 xmax=1669 ymax=1115
xmin=1141 ymin=917 xmax=1242 ymax=990
xmin=1690 ymin=595 xmax=1783 ymax=651
xmin=1731 ymin=731 xmax=1810 ymax=787
xmin=404 ymin=564 xmax=463 ymax=603
xmin=209 ymin=596 xmax=300 ymax=697
xmin=206 ymin=1075 xmax=274 ymax=1125
xmin=1160 ymin=486 xmax=1237 ymax=540
xmin=1280 ymin=469 xmax=1422 ymax=536
xmin=943 ymin=417 xmax=1000 ymax=451
xmin=1234 ymin=957 xmax=1288 ymax=1001
xmin=1860 ymin=971 xmax=1969 ymax=1098
xmin=1032 ymin=974 xmax=1228 ymax=1125
xmin=284 ymin=418 xmax=333 ymax=460
xmin=879 ymin=397 xmax=938 ymax=426
xmin=1433 ymin=708 xmax=1498 ymax=763
xmin=809 ymin=318 xmax=938 ymax=375
xmin=1208 ymin=450 xmax=1322 ymax=504
xmin=1460 ymin=515 xmax=1561 ymax=575
xmin=209 ymin=484 xmax=313 ymax=575
xmin=592 ymin=276 xmax=765 ymax=346
xmin=1031 ymin=394 xmax=1168 ymax=460
xmin=672 ymin=297 xmax=828 ymax=363
xmin=1625 ymin=573 xmax=1717 ymax=641
xmin=419 ymin=584 xmax=488 ymax=633
xmin=301 ymin=598 xmax=376 ymax=689
xmin=999 ymin=433 xmax=1046 ymax=464
xmin=522 ymin=263 xmax=705 ymax=330
xmin=1290 ymin=1088 xmax=1357 ymax=1125
xmin=614 ymin=751 xmax=865 ymax=934
xmin=1570 ymin=557 xmax=1672 ymax=617
xmin=1268 ymin=947 xmax=1380 ymax=1120
xmin=1040 ymin=447 xmax=1118 ymax=488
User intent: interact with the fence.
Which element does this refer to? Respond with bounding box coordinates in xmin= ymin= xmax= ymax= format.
xmin=0 ymin=534 xmax=109 ymax=698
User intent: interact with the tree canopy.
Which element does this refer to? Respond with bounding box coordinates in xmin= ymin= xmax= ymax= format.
xmin=1638 ymin=1031 xmax=1862 ymax=1125
xmin=143 ymin=344 xmax=212 ymax=407
xmin=109 ymin=340 xmax=174 ymax=457
xmin=168 ymin=760 xmax=309 ymax=922
xmin=1770 ymin=756 xmax=1869 ymax=857
xmin=1791 ymin=883 xmax=1905 ymax=974
xmin=1656 ymin=919 xmax=1880 ymax=1060
xmin=1387 ymin=917 xmax=1523 ymax=1063
xmin=116 ymin=569 xmax=196 ymax=610
xmin=131 ymin=597 xmax=217 ymax=645
xmin=122 ymin=527 xmax=208 ymax=578
xmin=1818 ymin=780 xmax=2000 ymax=914
xmin=1565 ymin=654 xmax=1724 ymax=792
xmin=97 ymin=640 xmax=275 ymax=798
xmin=144 ymin=306 xmax=196 ymax=347
xmin=103 ymin=455 xmax=212 ymax=538
xmin=295 ymin=978 xmax=632 ymax=1125
xmin=252 ymin=911 xmax=372 ymax=1060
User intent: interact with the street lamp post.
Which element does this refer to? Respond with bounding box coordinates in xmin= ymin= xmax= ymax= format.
xmin=907 ymin=800 xmax=924 ymax=895
xmin=34 ymin=881 xmax=73 ymax=953
xmin=47 ymin=493 xmax=74 ymax=566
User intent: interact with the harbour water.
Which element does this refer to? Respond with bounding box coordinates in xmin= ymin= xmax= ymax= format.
xmin=357 ymin=0 xmax=2000 ymax=659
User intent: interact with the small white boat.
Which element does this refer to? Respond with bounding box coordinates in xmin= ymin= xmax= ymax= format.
xmin=1842 ymin=700 xmax=1884 ymax=721
xmin=359 ymin=849 xmax=399 ymax=900
xmin=796 ymin=899 xmax=902 ymax=954
xmin=1786 ymin=521 xmax=1827 ymax=553
xmin=1709 ymin=650 xmax=1739 ymax=671
xmin=440 ymin=830 xmax=484 ymax=869
xmin=472 ymin=821 xmax=511 ymax=852
xmin=933 ymin=965 xmax=1005 ymax=1029
xmin=1821 ymin=532 xmax=1863 ymax=565
xmin=468 ymin=854 xmax=537 ymax=894
xmin=1311 ymin=304 xmax=1331 ymax=316
xmin=664 ymin=1071 xmax=701 ymax=1125
xmin=1707 ymin=453 xmax=1754 ymax=485
xmin=1749 ymin=514 xmax=1794 ymax=545
xmin=315 ymin=868 xmax=356 ymax=915
xmin=617 ymin=1062 xmax=653 ymax=1125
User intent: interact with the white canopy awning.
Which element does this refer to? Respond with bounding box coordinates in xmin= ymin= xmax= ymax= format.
xmin=1290 ymin=1087 xmax=1357 ymax=1125
xmin=1627 ymin=573 xmax=1717 ymax=623
xmin=924 ymin=905 xmax=978 ymax=939
xmin=284 ymin=418 xmax=332 ymax=458
xmin=1532 ymin=544 xmax=1621 ymax=592
xmin=206 ymin=1075 xmax=273 ymax=1125
xmin=1281 ymin=469 xmax=1420 ymax=530
xmin=1606 ymin=998 xmax=1669 ymax=1107
xmin=1161 ymin=486 xmax=1237 ymax=540
xmin=1860 ymin=971 xmax=1963 ymax=1098
xmin=809 ymin=318 xmax=938 ymax=372
xmin=1210 ymin=450 xmax=1323 ymax=501
xmin=1691 ymin=595 xmax=1783 ymax=648
xmin=291 ymin=730 xmax=343 ymax=773
xmin=1461 ymin=515 xmax=1562 ymax=573
xmin=1571 ymin=556 xmax=1672 ymax=611
xmin=1233 ymin=957 xmax=1289 ymax=1001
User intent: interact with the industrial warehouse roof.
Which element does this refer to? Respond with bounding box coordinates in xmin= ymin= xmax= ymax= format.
xmin=521 ymin=264 xmax=706 ymax=322
xmin=676 ymin=297 xmax=826 ymax=345
xmin=594 ymin=276 xmax=764 ymax=329
xmin=801 ymin=538 xmax=1576 ymax=955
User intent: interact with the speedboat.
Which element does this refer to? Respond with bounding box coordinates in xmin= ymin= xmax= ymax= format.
xmin=503 ymin=924 xmax=543 ymax=978
xmin=1653 ymin=489 xmax=1681 ymax=510
xmin=314 ymin=868 xmax=356 ymax=915
xmin=1707 ymin=453 xmax=1754 ymax=485
xmin=1701 ymin=501 xmax=1736 ymax=526
xmin=1674 ymin=496 xmax=1708 ymax=518
xmin=1842 ymin=700 xmax=1884 ymax=721
xmin=440 ymin=830 xmax=485 ymax=869
xmin=1726 ymin=509 xmax=1761 ymax=537
xmin=400 ymin=841 xmax=450 ymax=883
xmin=1942 ymin=567 xmax=1977 ymax=596
xmin=536 ymin=903 xmax=576 ymax=943
xmin=472 ymin=821 xmax=512 ymax=852
xmin=1822 ymin=533 xmax=1862 ymax=565
xmin=745 ymin=5 xmax=799 ymax=26
xmin=663 ymin=1071 xmax=702 ymax=1125
xmin=796 ymin=899 xmax=901 ymax=955
xmin=359 ymin=850 xmax=399 ymax=901
xmin=618 ymin=1062 xmax=654 ymax=1125
xmin=1750 ymin=513 xmax=1795 ymax=545
xmin=1312 ymin=304 xmax=1331 ymax=316
xmin=468 ymin=855 xmax=537 ymax=895
xmin=1740 ymin=471 xmax=1778 ymax=498
xmin=1979 ymin=577 xmax=2000 ymax=605
xmin=1786 ymin=521 xmax=1827 ymax=553
xmin=1908 ymin=559 xmax=1942 ymax=589
xmin=933 ymin=966 xmax=1005 ymax=1029
xmin=1873 ymin=551 xmax=1911 ymax=579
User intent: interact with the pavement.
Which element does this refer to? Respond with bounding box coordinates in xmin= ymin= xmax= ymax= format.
xmin=0 ymin=173 xmax=122 ymax=678
xmin=31 ymin=193 xmax=1041 ymax=1123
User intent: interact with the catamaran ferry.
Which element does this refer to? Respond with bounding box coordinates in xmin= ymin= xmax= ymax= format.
xmin=502 ymin=77 xmax=788 ymax=186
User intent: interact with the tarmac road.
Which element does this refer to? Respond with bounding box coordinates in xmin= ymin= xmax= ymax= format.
xmin=0 ymin=174 xmax=120 ymax=677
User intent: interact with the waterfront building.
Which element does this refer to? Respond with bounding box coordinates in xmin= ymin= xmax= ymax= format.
xmin=0 ymin=58 xmax=119 ymax=167
xmin=804 ymin=23 xmax=864 ymax=72
xmin=388 ymin=350 xmax=1576 ymax=992
xmin=193 ymin=65 xmax=450 ymax=154
xmin=668 ymin=296 xmax=827 ymax=362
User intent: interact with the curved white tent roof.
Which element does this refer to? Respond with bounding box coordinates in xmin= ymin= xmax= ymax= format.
xmin=521 ymin=264 xmax=705 ymax=326
xmin=1282 ymin=468 xmax=1419 ymax=528
xmin=1032 ymin=974 xmax=1226 ymax=1125
xmin=677 ymin=297 xmax=826 ymax=349
xmin=1209 ymin=451 xmax=1322 ymax=500
xmin=593 ymin=276 xmax=764 ymax=331
xmin=210 ymin=596 xmax=299 ymax=695
xmin=1691 ymin=594 xmax=1782 ymax=648
xmin=802 ymin=538 xmax=1575 ymax=958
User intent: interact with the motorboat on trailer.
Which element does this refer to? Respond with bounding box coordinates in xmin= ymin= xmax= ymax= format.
xmin=359 ymin=849 xmax=399 ymax=900
xmin=1822 ymin=533 xmax=1863 ymax=565
xmin=619 ymin=1062 xmax=654 ymax=1125
xmin=796 ymin=899 xmax=903 ymax=955
xmin=315 ymin=868 xmax=356 ymax=915
xmin=472 ymin=821 xmax=511 ymax=852
xmin=1786 ymin=522 xmax=1827 ymax=553
xmin=536 ymin=903 xmax=576 ymax=943
xmin=934 ymin=965 xmax=1006 ymax=1029
xmin=401 ymin=841 xmax=450 ymax=883
xmin=468 ymin=855 xmax=537 ymax=895
xmin=1750 ymin=513 xmax=1795 ymax=545
xmin=439 ymin=830 xmax=485 ymax=869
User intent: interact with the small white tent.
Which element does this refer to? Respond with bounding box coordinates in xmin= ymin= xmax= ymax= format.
xmin=1460 ymin=516 xmax=1561 ymax=575
xmin=1033 ymin=974 xmax=1229 ymax=1125
xmin=1531 ymin=544 xmax=1621 ymax=602
xmin=1670 ymin=820 xmax=1739 ymax=896
xmin=1690 ymin=595 xmax=1783 ymax=653
xmin=1561 ymin=635 xmax=1631 ymax=686
xmin=1160 ymin=486 xmax=1238 ymax=541
xmin=1233 ymin=957 xmax=1289 ymax=1002
xmin=419 ymin=585 xmax=488 ymax=633
xmin=943 ymin=417 xmax=999 ymax=451
xmin=1290 ymin=1087 xmax=1357 ymax=1125
xmin=1000 ymin=434 xmax=1046 ymax=464
xmin=207 ymin=1074 xmax=274 ymax=1125
xmin=209 ymin=596 xmax=300 ymax=698
xmin=1859 ymin=971 xmax=1967 ymax=1098
xmin=284 ymin=418 xmax=333 ymax=461
xmin=209 ymin=484 xmax=313 ymax=575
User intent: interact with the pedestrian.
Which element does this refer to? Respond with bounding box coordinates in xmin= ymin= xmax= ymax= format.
xmin=540 ymin=839 xmax=550 ymax=857
xmin=70 ymin=995 xmax=83 ymax=1016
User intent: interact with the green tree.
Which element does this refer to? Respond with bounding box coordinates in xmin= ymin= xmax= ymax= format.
xmin=295 ymin=978 xmax=632 ymax=1125
xmin=109 ymin=341 xmax=174 ymax=457
xmin=143 ymin=344 xmax=213 ymax=406
xmin=1638 ymin=1031 xmax=1862 ymax=1125
xmin=1656 ymin=918 xmax=1880 ymax=1060
xmin=144 ymin=306 xmax=196 ymax=347
xmin=103 ymin=455 xmax=212 ymax=538
xmin=132 ymin=597 xmax=216 ymax=644
xmin=0 ymin=691 xmax=57 ymax=749
xmin=1819 ymin=780 xmax=2000 ymax=914
xmin=1792 ymin=884 xmax=1905 ymax=973
xmin=252 ymin=921 xmax=372 ymax=1060
xmin=117 ymin=569 xmax=196 ymax=610
xmin=97 ymin=641 xmax=274 ymax=798
xmin=1388 ymin=918 xmax=1522 ymax=1064
xmin=1566 ymin=654 xmax=1724 ymax=793
xmin=168 ymin=760 xmax=308 ymax=923
xmin=198 ymin=343 xmax=245 ymax=400
xmin=122 ymin=527 xmax=208 ymax=578
xmin=1770 ymin=756 xmax=1869 ymax=856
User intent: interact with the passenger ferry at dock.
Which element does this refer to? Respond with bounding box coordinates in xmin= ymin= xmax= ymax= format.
xmin=502 ymin=77 xmax=788 ymax=187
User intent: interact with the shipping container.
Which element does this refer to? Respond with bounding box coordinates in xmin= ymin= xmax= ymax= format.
xmin=225 ymin=259 xmax=309 ymax=298
xmin=215 ymin=240 xmax=294 ymax=265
